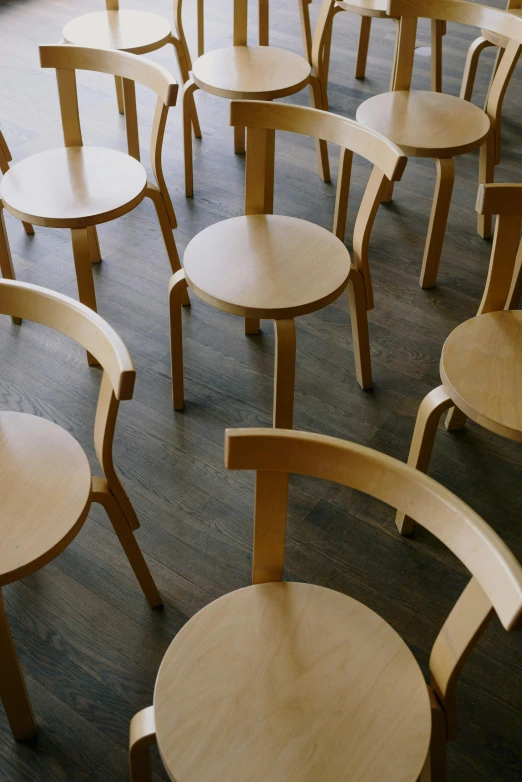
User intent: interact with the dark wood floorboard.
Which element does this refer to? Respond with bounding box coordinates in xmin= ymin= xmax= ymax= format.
xmin=1 ymin=0 xmax=521 ymax=778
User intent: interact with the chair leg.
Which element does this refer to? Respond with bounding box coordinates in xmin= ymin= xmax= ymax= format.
xmin=355 ymin=16 xmax=372 ymax=79
xmin=115 ymin=76 xmax=125 ymax=115
xmin=0 ymin=589 xmax=37 ymax=741
xmin=169 ymin=269 xmax=189 ymax=411
xmin=348 ymin=268 xmax=372 ymax=390
xmin=477 ymin=132 xmax=495 ymax=239
xmin=273 ymin=318 xmax=296 ymax=429
xmin=87 ymin=226 xmax=102 ymax=264
xmin=420 ymin=688 xmax=447 ymax=782
xmin=308 ymin=74 xmax=331 ymax=182
xmin=70 ymin=227 xmax=99 ymax=366
xmin=183 ymin=79 xmax=200 ymax=197
xmin=144 ymin=184 xmax=189 ymax=305
xmin=234 ymin=125 xmax=246 ymax=155
xmin=380 ymin=178 xmax=395 ymax=204
xmin=22 ymin=221 xmax=34 ymax=236
xmin=420 ymin=157 xmax=454 ymax=289
xmin=445 ymin=405 xmax=468 ymax=431
xmin=91 ymin=478 xmax=162 ymax=608
xmin=245 ymin=317 xmax=261 ymax=335
xmin=0 ymin=207 xmax=21 ymax=325
xmin=170 ymin=36 xmax=201 ymax=138
xmin=130 ymin=706 xmax=156 ymax=782
xmin=395 ymin=386 xmax=453 ymax=535
xmin=460 ymin=36 xmax=493 ymax=101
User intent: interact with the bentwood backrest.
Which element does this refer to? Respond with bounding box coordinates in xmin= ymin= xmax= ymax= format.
xmin=230 ymin=100 xmax=407 ymax=309
xmin=225 ymin=427 xmax=522 ymax=740
xmin=38 ymin=45 xmax=177 ymax=179
xmin=388 ymin=0 xmax=522 ymax=132
xmin=475 ymin=183 xmax=522 ymax=314
xmin=0 ymin=279 xmax=139 ymax=527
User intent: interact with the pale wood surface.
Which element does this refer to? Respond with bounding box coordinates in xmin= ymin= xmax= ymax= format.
xmin=2 ymin=0 xmax=522 ymax=778
xmin=441 ymin=310 xmax=522 ymax=440
xmin=0 ymin=147 xmax=147 ymax=228
xmin=154 ymin=581 xmax=431 ymax=782
xmin=0 ymin=412 xmax=91 ymax=586
xmin=63 ymin=10 xmax=172 ymax=54
xmin=191 ymin=45 xmax=311 ymax=99
xmin=183 ymin=214 xmax=351 ymax=319
xmin=356 ymin=90 xmax=490 ymax=157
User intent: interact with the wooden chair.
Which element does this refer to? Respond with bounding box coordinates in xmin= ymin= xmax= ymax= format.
xmin=311 ymin=0 xmax=446 ymax=112
xmin=169 ymin=100 xmax=407 ymax=427
xmin=129 ymin=427 xmax=522 ymax=782
xmin=355 ymin=0 xmax=522 ymax=294
xmin=62 ymin=0 xmax=201 ymax=145
xmin=0 ymin=279 xmax=161 ymax=742
xmin=396 ymin=182 xmax=522 ymax=536
xmin=182 ymin=0 xmax=331 ymax=197
xmin=0 ymin=45 xmax=188 ymax=362
xmin=0 ymin=131 xmax=33 ymax=238
xmin=460 ymin=0 xmax=522 ymax=166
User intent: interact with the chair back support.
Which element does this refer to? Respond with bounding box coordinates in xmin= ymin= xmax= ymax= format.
xmin=105 ymin=0 xmax=119 ymax=8
xmin=233 ymin=0 xmax=269 ymax=45
xmin=0 ymin=131 xmax=12 ymax=173
xmin=475 ymin=183 xmax=522 ymax=314
xmin=388 ymin=0 xmax=522 ymax=100
xmin=225 ymin=427 xmax=522 ymax=738
xmin=0 ymin=279 xmax=134 ymax=399
xmin=230 ymin=100 xmax=407 ymax=309
xmin=38 ymin=45 xmax=177 ymax=172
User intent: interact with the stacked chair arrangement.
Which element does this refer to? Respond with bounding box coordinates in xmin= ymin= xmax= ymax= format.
xmin=0 ymin=1 xmax=521 ymax=780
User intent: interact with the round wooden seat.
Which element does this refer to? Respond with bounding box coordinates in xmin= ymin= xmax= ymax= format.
xmin=183 ymin=215 xmax=351 ymax=319
xmin=0 ymin=146 xmax=147 ymax=228
xmin=62 ymin=10 xmax=172 ymax=54
xmin=356 ymin=90 xmax=491 ymax=157
xmin=441 ymin=310 xmax=522 ymax=441
xmin=154 ymin=581 xmax=431 ymax=782
xmin=191 ymin=46 xmax=311 ymax=100
xmin=0 ymin=412 xmax=91 ymax=587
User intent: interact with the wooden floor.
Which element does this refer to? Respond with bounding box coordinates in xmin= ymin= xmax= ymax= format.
xmin=1 ymin=0 xmax=522 ymax=779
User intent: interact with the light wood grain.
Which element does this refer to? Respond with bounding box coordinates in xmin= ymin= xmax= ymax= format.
xmin=154 ymin=581 xmax=431 ymax=782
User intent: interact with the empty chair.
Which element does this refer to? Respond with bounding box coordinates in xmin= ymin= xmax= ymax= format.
xmin=62 ymin=0 xmax=201 ymax=143
xmin=0 ymin=45 xmax=188 ymax=362
xmin=311 ymin=0 xmax=446 ymax=112
xmin=129 ymin=427 xmax=522 ymax=781
xmin=169 ymin=100 xmax=407 ymax=427
xmin=355 ymin=0 xmax=522 ymax=292
xmin=0 ymin=279 xmax=161 ymax=742
xmin=396 ymin=182 xmax=522 ymax=535
xmin=181 ymin=0 xmax=330 ymax=197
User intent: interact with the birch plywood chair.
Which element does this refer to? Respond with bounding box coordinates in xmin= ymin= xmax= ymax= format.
xmin=170 ymin=101 xmax=407 ymax=428
xmin=0 ymin=45 xmax=188 ymax=360
xmin=62 ymin=0 xmax=201 ymax=150
xmin=182 ymin=0 xmax=331 ymax=197
xmin=311 ymin=0 xmax=446 ymax=112
xmin=460 ymin=0 xmax=522 ymax=166
xmin=355 ymin=0 xmax=522 ymax=293
xmin=0 ymin=132 xmax=33 ymax=238
xmin=396 ymin=183 xmax=522 ymax=536
xmin=0 ymin=279 xmax=161 ymax=742
xmin=129 ymin=428 xmax=522 ymax=782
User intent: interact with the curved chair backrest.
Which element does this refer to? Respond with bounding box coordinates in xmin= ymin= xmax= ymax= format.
xmin=230 ymin=100 xmax=407 ymax=309
xmin=225 ymin=427 xmax=522 ymax=739
xmin=39 ymin=45 xmax=177 ymax=169
xmin=388 ymin=0 xmax=522 ymax=123
xmin=0 ymin=279 xmax=134 ymax=398
xmin=0 ymin=131 xmax=12 ymax=175
xmin=476 ymin=183 xmax=522 ymax=314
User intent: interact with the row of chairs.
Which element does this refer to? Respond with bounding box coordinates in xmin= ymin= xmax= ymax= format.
xmin=1 ymin=1 xmax=522 ymax=780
